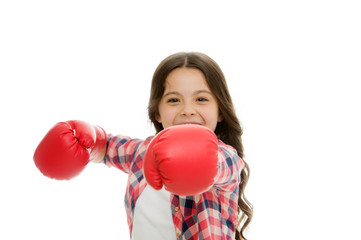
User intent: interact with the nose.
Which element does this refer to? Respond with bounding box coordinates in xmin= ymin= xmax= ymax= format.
xmin=181 ymin=102 xmax=196 ymax=116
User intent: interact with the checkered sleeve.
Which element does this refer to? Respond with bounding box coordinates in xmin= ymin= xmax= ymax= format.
xmin=103 ymin=134 xmax=144 ymax=174
xmin=213 ymin=141 xmax=244 ymax=192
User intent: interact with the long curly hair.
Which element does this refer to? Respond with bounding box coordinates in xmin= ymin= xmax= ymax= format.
xmin=147 ymin=52 xmax=253 ymax=239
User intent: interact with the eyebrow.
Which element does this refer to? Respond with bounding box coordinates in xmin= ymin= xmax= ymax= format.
xmin=163 ymin=90 xmax=213 ymax=97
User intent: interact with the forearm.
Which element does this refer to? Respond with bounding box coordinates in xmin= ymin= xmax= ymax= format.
xmin=97 ymin=134 xmax=149 ymax=173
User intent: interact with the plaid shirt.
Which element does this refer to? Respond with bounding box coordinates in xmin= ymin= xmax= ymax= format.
xmin=104 ymin=134 xmax=244 ymax=240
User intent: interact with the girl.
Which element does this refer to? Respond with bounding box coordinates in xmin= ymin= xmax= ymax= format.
xmin=100 ymin=52 xmax=253 ymax=239
xmin=34 ymin=52 xmax=253 ymax=240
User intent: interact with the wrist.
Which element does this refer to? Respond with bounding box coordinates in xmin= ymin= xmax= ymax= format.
xmin=89 ymin=125 xmax=107 ymax=162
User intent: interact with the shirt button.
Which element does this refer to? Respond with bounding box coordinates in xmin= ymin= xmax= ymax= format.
xmin=175 ymin=206 xmax=179 ymax=212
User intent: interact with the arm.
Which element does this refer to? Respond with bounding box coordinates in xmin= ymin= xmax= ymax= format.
xmin=213 ymin=142 xmax=244 ymax=192
xmin=99 ymin=134 xmax=148 ymax=174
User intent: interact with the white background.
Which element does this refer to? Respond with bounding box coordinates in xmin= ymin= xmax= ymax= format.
xmin=1 ymin=0 xmax=360 ymax=239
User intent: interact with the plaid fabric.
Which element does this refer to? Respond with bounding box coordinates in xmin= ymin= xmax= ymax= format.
xmin=104 ymin=134 xmax=244 ymax=240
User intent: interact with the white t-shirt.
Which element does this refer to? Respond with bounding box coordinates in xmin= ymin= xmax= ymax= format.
xmin=131 ymin=186 xmax=177 ymax=240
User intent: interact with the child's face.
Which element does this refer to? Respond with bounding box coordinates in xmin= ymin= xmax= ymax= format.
xmin=156 ymin=67 xmax=223 ymax=132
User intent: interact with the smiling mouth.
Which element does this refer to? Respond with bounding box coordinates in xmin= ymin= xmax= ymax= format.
xmin=177 ymin=122 xmax=202 ymax=125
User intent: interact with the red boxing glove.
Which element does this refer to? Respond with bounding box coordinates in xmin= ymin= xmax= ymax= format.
xmin=144 ymin=125 xmax=219 ymax=196
xmin=33 ymin=120 xmax=107 ymax=180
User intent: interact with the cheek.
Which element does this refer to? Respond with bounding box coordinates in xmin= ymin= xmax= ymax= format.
xmin=205 ymin=105 xmax=220 ymax=120
xmin=157 ymin=104 xmax=175 ymax=123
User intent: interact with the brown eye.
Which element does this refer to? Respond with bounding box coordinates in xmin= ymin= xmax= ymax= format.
xmin=197 ymin=97 xmax=208 ymax=102
xmin=167 ymin=98 xmax=179 ymax=103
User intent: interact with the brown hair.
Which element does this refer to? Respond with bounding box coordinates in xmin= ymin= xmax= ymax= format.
xmin=148 ymin=52 xmax=253 ymax=239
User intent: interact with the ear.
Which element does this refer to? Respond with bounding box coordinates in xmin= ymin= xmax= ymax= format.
xmin=155 ymin=113 xmax=162 ymax=123
xmin=217 ymin=113 xmax=223 ymax=122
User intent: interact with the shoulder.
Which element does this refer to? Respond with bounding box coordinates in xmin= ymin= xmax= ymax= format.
xmin=217 ymin=139 xmax=239 ymax=159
